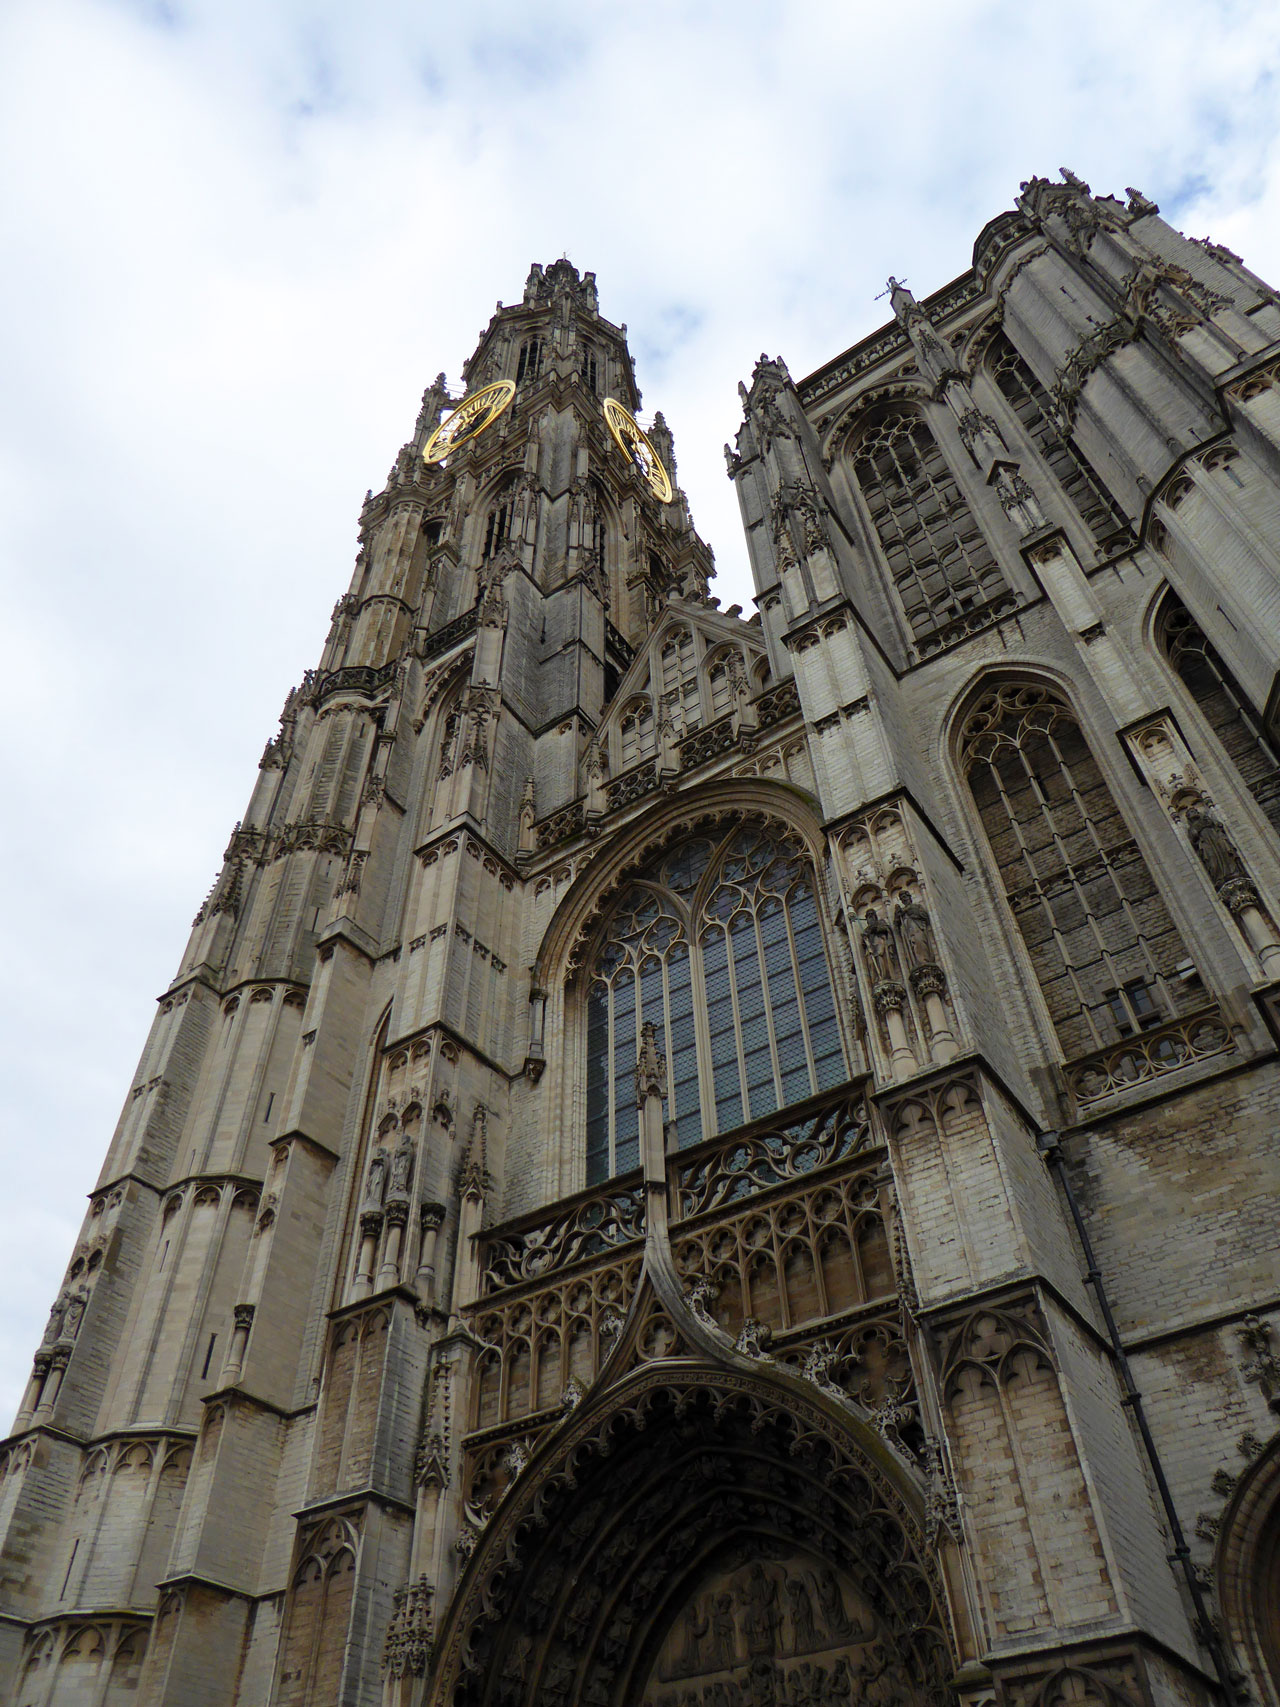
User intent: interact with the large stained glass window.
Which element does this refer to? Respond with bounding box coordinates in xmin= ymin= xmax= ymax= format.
xmin=1155 ymin=588 xmax=1280 ymax=838
xmin=585 ymin=822 xmax=846 ymax=1184
xmin=852 ymin=408 xmax=1009 ymax=653
xmin=961 ymin=681 xmax=1197 ymax=1060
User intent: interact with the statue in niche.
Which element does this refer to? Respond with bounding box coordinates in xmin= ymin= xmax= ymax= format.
xmin=746 ymin=1657 xmax=778 ymax=1706
xmin=679 ymin=1600 xmax=708 ymax=1671
xmin=710 ymin=1592 xmax=737 ymax=1667
xmin=743 ymin=1564 xmax=782 ymax=1657
xmin=860 ymin=908 xmax=899 ymax=985
xmin=814 ymin=1566 xmax=852 ymax=1638
xmin=786 ymin=1576 xmax=817 ymax=1651
xmin=827 ymin=1658 xmax=854 ymax=1704
xmin=893 ymin=892 xmax=938 ymax=969
xmin=389 ymin=1136 xmax=415 ymax=1197
xmin=1184 ymin=803 xmax=1249 ymax=888
xmin=40 ymin=1294 xmax=68 ymax=1348
xmin=363 ymin=1148 xmax=388 ymax=1208
xmin=62 ymin=1290 xmax=87 ymax=1341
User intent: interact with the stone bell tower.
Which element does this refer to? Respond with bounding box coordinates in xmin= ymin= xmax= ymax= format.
xmin=0 ymin=257 xmax=718 ymax=1704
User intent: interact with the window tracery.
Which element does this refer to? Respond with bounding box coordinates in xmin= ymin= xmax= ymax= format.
xmin=1156 ymin=589 xmax=1280 ymax=837
xmin=516 ymin=337 xmax=542 ymax=384
xmin=961 ymin=681 xmax=1197 ymax=1060
xmin=988 ymin=333 xmax=1126 ymax=545
xmin=482 ymin=496 xmax=513 ymax=560
xmin=619 ymin=698 xmax=657 ymax=768
xmin=585 ymin=822 xmax=845 ymax=1184
xmin=659 ymin=627 xmax=701 ymax=733
xmin=851 ymin=408 xmax=1009 ymax=651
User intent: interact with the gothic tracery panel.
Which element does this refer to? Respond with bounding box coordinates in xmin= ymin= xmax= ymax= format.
xmin=585 ymin=824 xmax=846 ymax=1183
xmin=961 ymin=681 xmax=1198 ymax=1061
xmin=988 ymin=332 xmax=1126 ymax=545
xmin=851 ymin=409 xmax=1010 ymax=653
xmin=1156 ymin=588 xmax=1280 ymax=838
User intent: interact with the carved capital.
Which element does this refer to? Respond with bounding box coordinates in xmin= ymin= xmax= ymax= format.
xmin=872 ymin=980 xmax=907 ymax=1015
xmin=908 ymin=963 xmax=947 ymax=999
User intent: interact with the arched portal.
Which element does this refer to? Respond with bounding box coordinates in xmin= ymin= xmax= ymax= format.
xmin=1218 ymin=1436 xmax=1280 ymax=1707
xmin=426 ymin=1364 xmax=955 ymax=1707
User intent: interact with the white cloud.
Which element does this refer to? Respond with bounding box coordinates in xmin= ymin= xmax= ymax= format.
xmin=3 ymin=0 xmax=1280 ymax=1418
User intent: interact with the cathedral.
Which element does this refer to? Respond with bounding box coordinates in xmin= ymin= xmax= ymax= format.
xmin=5 ymin=169 xmax=1280 ymax=1707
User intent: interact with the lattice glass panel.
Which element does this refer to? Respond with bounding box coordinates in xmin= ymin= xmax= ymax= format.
xmin=1157 ymin=590 xmax=1280 ymax=837
xmin=962 ymin=682 xmax=1196 ymax=1059
xmin=853 ymin=409 xmax=1008 ymax=650
xmin=989 ymin=332 xmax=1126 ymax=544
xmin=583 ymin=824 xmax=846 ymax=1183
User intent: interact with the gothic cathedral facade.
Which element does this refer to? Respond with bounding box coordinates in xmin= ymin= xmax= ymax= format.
xmin=5 ymin=173 xmax=1280 ymax=1707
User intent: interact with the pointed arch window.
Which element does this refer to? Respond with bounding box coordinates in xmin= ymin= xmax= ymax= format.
xmin=988 ymin=332 xmax=1126 ymax=545
xmin=852 ymin=409 xmax=1009 ymax=652
xmin=961 ymin=681 xmax=1197 ymax=1060
xmin=1156 ymin=589 xmax=1280 ymax=837
xmin=516 ymin=337 xmax=543 ymax=384
xmin=707 ymin=650 xmax=738 ymax=719
xmin=659 ymin=627 xmax=701 ymax=733
xmin=584 ymin=823 xmax=846 ymax=1183
xmin=483 ymin=496 xmax=513 ymax=560
xmin=619 ymin=698 xmax=656 ymax=768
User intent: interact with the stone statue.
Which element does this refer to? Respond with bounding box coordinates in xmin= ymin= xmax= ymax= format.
xmin=860 ymin=908 xmax=898 ymax=985
xmin=786 ymin=1576 xmax=817 ymax=1651
xmin=40 ymin=1293 xmax=67 ymax=1348
xmin=743 ymin=1564 xmax=781 ymax=1656
xmin=363 ymin=1148 xmax=388 ymax=1208
xmin=711 ymin=1592 xmax=736 ymax=1667
xmin=389 ymin=1137 xmax=414 ymax=1197
xmin=1185 ymin=804 xmax=1247 ymax=887
xmin=63 ymin=1290 xmax=87 ymax=1341
xmin=814 ymin=1567 xmax=851 ymax=1638
xmin=893 ymin=893 xmax=937 ymax=969
xmin=679 ymin=1600 xmax=708 ymax=1671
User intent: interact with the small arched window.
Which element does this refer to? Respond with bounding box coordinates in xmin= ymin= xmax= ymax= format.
xmin=659 ymin=628 xmax=701 ymax=733
xmin=516 ymin=337 xmax=542 ymax=384
xmin=707 ymin=650 xmax=738 ymax=719
xmin=584 ymin=822 xmax=846 ymax=1183
xmin=988 ymin=332 xmax=1126 ymax=545
xmin=619 ymin=699 xmax=656 ymax=768
xmin=961 ymin=681 xmax=1196 ymax=1060
xmin=852 ymin=409 xmax=1009 ymax=652
xmin=483 ymin=497 xmax=513 ymax=560
xmin=1156 ymin=589 xmax=1280 ymax=838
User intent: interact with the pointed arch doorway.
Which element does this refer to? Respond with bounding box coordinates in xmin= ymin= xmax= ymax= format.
xmin=425 ymin=1363 xmax=957 ymax=1707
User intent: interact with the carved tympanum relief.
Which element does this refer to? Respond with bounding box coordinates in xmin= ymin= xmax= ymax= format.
xmin=638 ymin=1548 xmax=894 ymax=1707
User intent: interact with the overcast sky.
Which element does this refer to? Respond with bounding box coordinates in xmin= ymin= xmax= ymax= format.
xmin=3 ymin=0 xmax=1280 ymax=1424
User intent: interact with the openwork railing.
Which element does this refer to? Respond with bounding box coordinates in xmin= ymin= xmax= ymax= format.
xmin=755 ymin=679 xmax=800 ymax=729
xmin=1065 ymin=1005 xmax=1237 ymax=1110
xmin=419 ymin=606 xmax=479 ymax=661
xmin=914 ymin=589 xmax=1018 ymax=658
xmin=534 ymin=800 xmax=586 ymax=850
xmin=604 ymin=761 xmax=660 ymax=810
xmin=671 ymin=1087 xmax=874 ymax=1222
xmin=679 ymin=716 xmax=737 ymax=771
xmin=478 ymin=1175 xmax=645 ymax=1294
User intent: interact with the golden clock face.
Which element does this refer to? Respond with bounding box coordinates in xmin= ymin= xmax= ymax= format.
xmin=422 ymin=380 xmax=515 ymax=464
xmin=602 ymin=398 xmax=674 ymax=504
